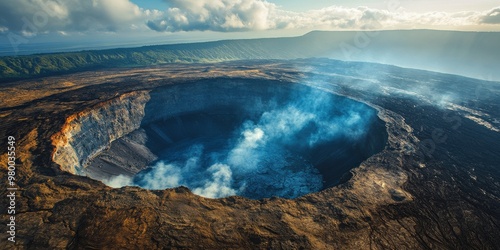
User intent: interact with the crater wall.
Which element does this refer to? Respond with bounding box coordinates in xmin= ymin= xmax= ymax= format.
xmin=51 ymin=79 xmax=387 ymax=198
xmin=51 ymin=91 xmax=150 ymax=174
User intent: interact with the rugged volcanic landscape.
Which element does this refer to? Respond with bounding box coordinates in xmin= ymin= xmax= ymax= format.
xmin=1 ymin=59 xmax=499 ymax=249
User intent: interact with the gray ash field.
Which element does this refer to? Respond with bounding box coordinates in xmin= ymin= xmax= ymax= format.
xmin=0 ymin=58 xmax=499 ymax=249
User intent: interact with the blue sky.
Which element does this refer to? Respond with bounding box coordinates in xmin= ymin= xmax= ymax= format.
xmin=132 ymin=0 xmax=500 ymax=13
xmin=0 ymin=0 xmax=499 ymax=55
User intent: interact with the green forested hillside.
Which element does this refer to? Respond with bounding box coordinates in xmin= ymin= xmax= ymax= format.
xmin=1 ymin=30 xmax=499 ymax=82
xmin=0 ymin=38 xmax=304 ymax=81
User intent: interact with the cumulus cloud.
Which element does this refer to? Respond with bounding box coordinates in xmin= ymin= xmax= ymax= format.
xmin=147 ymin=0 xmax=275 ymax=32
xmin=269 ymin=6 xmax=496 ymax=30
xmin=1 ymin=0 xmax=497 ymax=35
xmin=147 ymin=2 xmax=500 ymax=32
xmin=481 ymin=8 xmax=500 ymax=24
xmin=0 ymin=0 xmax=161 ymax=34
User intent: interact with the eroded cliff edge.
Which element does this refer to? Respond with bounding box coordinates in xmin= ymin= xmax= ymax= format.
xmin=51 ymin=91 xmax=150 ymax=174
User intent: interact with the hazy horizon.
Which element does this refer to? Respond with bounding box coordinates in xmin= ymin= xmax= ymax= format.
xmin=1 ymin=1 xmax=499 ymax=56
xmin=1 ymin=28 xmax=499 ymax=57
xmin=1 ymin=1 xmax=499 ymax=82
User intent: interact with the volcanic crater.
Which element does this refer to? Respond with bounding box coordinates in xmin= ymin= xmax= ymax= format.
xmin=52 ymin=80 xmax=387 ymax=199
xmin=3 ymin=60 xmax=498 ymax=249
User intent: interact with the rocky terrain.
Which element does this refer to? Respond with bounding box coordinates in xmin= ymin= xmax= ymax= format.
xmin=0 ymin=59 xmax=499 ymax=249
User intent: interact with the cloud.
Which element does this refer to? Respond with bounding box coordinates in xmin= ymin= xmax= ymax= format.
xmin=148 ymin=3 xmax=500 ymax=32
xmin=0 ymin=0 xmax=160 ymax=34
xmin=270 ymin=6 xmax=496 ymax=30
xmin=481 ymin=8 xmax=500 ymax=24
xmin=0 ymin=1 xmax=497 ymax=36
xmin=147 ymin=0 xmax=275 ymax=32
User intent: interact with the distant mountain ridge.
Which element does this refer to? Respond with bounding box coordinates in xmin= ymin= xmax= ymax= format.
xmin=1 ymin=30 xmax=499 ymax=82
